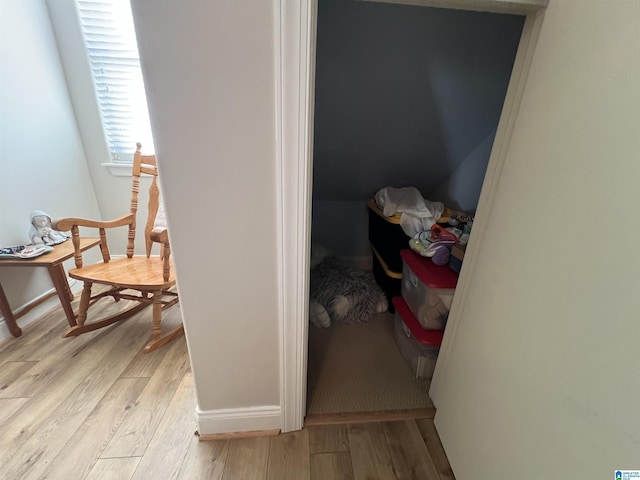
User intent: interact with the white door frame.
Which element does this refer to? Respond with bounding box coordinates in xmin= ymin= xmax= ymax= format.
xmin=277 ymin=0 xmax=548 ymax=432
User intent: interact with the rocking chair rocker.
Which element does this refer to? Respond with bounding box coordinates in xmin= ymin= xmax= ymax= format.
xmin=52 ymin=144 xmax=182 ymax=353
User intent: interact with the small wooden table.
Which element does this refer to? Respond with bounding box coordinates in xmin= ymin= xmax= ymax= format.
xmin=0 ymin=238 xmax=101 ymax=337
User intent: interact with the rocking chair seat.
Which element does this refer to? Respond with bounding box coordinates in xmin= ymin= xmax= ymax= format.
xmin=68 ymin=256 xmax=175 ymax=290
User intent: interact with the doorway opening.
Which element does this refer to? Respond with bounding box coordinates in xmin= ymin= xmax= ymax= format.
xmin=276 ymin=0 xmax=547 ymax=433
xmin=305 ymin=0 xmax=524 ymax=418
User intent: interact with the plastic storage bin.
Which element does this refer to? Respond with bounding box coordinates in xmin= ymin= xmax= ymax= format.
xmin=392 ymin=296 xmax=443 ymax=380
xmin=400 ymin=249 xmax=458 ymax=330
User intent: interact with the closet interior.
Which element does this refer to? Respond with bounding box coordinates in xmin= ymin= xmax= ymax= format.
xmin=307 ymin=0 xmax=524 ymax=417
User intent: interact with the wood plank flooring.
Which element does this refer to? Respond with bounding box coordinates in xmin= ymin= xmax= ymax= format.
xmin=0 ymin=295 xmax=455 ymax=479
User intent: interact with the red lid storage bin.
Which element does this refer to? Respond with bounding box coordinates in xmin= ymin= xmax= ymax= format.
xmin=400 ymin=249 xmax=458 ymax=330
xmin=392 ymin=296 xmax=443 ymax=380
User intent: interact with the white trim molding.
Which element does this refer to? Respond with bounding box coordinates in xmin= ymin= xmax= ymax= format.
xmin=196 ymin=406 xmax=282 ymax=436
xmin=276 ymin=0 xmax=317 ymax=433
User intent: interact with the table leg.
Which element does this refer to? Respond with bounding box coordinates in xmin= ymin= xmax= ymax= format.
xmin=47 ymin=265 xmax=77 ymax=327
xmin=55 ymin=263 xmax=74 ymax=302
xmin=0 ymin=282 xmax=22 ymax=337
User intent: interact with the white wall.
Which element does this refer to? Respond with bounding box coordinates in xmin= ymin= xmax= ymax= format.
xmin=131 ymin=0 xmax=281 ymax=433
xmin=0 ymin=0 xmax=101 ymax=338
xmin=432 ymin=1 xmax=640 ymax=478
xmin=46 ymin=0 xmax=155 ymax=257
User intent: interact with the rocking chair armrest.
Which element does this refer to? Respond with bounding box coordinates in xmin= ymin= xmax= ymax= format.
xmin=149 ymin=228 xmax=170 ymax=245
xmin=53 ymin=213 xmax=135 ymax=232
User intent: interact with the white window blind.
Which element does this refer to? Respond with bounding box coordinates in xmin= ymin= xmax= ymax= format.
xmin=76 ymin=0 xmax=154 ymax=161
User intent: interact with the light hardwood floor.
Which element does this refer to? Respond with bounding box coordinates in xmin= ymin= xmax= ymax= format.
xmin=0 ymin=295 xmax=455 ymax=479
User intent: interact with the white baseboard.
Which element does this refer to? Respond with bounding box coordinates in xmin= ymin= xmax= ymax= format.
xmin=196 ymin=405 xmax=282 ymax=435
xmin=0 ymin=278 xmax=81 ymax=344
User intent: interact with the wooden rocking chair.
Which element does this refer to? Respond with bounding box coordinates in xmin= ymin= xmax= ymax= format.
xmin=52 ymin=144 xmax=182 ymax=353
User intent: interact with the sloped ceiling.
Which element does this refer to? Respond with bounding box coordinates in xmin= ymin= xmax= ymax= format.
xmin=312 ymin=0 xmax=524 ymax=201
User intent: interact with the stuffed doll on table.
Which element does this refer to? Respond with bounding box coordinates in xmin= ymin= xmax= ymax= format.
xmin=29 ymin=210 xmax=68 ymax=246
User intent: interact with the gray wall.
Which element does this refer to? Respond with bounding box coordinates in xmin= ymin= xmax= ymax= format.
xmin=312 ymin=0 xmax=523 ymax=256
xmin=430 ymin=128 xmax=497 ymax=211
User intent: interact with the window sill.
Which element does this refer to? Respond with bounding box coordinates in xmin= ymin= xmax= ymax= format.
xmin=101 ymin=162 xmax=132 ymax=177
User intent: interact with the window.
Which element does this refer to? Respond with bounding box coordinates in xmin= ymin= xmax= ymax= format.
xmin=76 ymin=0 xmax=154 ymax=162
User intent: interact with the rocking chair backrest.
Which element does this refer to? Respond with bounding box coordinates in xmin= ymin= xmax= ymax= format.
xmin=128 ymin=143 xmax=162 ymax=259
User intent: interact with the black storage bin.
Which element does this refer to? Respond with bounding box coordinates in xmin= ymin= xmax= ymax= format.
xmin=371 ymin=244 xmax=401 ymax=313
xmin=367 ymin=198 xmax=408 ymax=273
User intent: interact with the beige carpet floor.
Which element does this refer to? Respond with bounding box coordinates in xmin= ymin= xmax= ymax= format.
xmin=306 ymin=312 xmax=434 ymax=415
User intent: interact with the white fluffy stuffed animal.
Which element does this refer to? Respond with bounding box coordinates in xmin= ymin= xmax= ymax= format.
xmin=309 ymin=246 xmax=388 ymax=328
